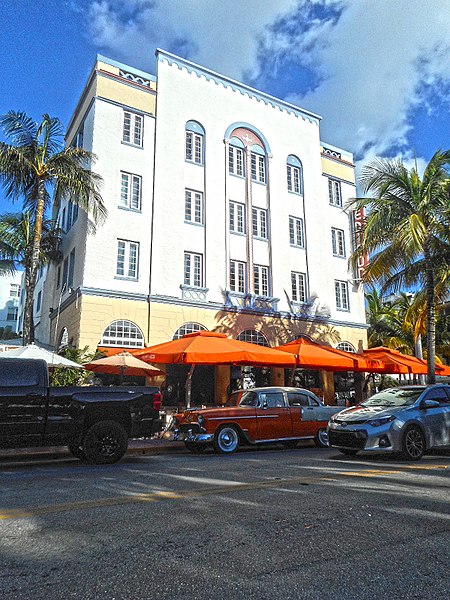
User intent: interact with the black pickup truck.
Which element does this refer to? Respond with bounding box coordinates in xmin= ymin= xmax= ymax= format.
xmin=0 ymin=358 xmax=163 ymax=464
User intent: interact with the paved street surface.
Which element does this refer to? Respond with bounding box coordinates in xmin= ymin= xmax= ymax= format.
xmin=0 ymin=444 xmax=449 ymax=600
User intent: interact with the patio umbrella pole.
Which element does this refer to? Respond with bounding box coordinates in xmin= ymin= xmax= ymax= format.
xmin=185 ymin=365 xmax=195 ymax=409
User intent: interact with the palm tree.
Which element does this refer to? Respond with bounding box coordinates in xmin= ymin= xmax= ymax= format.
xmin=349 ymin=150 xmax=450 ymax=384
xmin=365 ymin=287 xmax=404 ymax=348
xmin=0 ymin=211 xmax=62 ymax=341
xmin=0 ymin=112 xmax=106 ymax=343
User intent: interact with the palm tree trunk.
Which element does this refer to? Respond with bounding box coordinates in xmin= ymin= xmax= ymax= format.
xmin=424 ymin=246 xmax=436 ymax=384
xmin=23 ymin=178 xmax=45 ymax=344
xmin=415 ymin=334 xmax=425 ymax=385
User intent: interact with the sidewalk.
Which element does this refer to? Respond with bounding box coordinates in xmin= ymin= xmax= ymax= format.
xmin=0 ymin=436 xmax=185 ymax=464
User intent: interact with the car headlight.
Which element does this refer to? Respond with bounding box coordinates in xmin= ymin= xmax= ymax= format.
xmin=197 ymin=415 xmax=204 ymax=426
xmin=330 ymin=414 xmax=341 ymax=423
xmin=368 ymin=415 xmax=396 ymax=427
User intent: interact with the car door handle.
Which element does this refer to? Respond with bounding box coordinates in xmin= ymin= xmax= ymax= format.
xmin=27 ymin=393 xmax=42 ymax=398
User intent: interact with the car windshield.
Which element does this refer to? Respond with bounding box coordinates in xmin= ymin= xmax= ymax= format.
xmin=362 ymin=388 xmax=425 ymax=407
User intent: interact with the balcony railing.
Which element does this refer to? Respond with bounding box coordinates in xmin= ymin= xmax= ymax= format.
xmin=180 ymin=285 xmax=209 ymax=302
xmin=225 ymin=292 xmax=279 ymax=312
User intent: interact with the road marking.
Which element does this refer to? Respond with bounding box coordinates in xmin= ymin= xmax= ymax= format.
xmin=0 ymin=465 xmax=447 ymax=521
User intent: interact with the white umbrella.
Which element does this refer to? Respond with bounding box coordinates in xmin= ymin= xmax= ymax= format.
xmin=0 ymin=343 xmax=83 ymax=368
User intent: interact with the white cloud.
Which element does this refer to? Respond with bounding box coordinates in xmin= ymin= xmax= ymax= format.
xmin=80 ymin=0 xmax=450 ymax=166
xmin=82 ymin=0 xmax=300 ymax=79
xmin=282 ymin=0 xmax=450 ymax=162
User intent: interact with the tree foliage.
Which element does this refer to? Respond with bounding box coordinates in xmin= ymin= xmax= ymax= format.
xmin=349 ymin=150 xmax=450 ymax=383
xmin=0 ymin=112 xmax=106 ymax=344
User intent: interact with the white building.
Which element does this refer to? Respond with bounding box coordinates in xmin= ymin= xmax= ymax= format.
xmin=0 ymin=271 xmax=22 ymax=338
xmin=37 ymin=51 xmax=368 ymax=402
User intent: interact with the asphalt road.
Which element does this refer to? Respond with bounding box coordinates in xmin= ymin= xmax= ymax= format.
xmin=0 ymin=445 xmax=449 ymax=600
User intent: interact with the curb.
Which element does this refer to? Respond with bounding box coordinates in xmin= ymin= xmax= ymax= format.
xmin=0 ymin=439 xmax=186 ymax=464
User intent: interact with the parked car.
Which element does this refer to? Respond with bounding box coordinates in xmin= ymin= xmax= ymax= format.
xmin=0 ymin=359 xmax=163 ymax=464
xmin=171 ymin=386 xmax=343 ymax=454
xmin=328 ymin=385 xmax=450 ymax=460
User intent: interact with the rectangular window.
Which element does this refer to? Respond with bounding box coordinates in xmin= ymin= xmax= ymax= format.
xmin=230 ymin=260 xmax=246 ymax=293
xmin=117 ymin=240 xmax=139 ymax=279
xmin=7 ymin=307 xmax=18 ymax=321
xmin=251 ymin=153 xmax=266 ymax=183
xmin=229 ymin=201 xmax=245 ymax=234
xmin=68 ymin=248 xmax=75 ymax=288
xmin=254 ymin=265 xmax=269 ymax=296
xmin=120 ymin=172 xmax=142 ymax=210
xmin=252 ymin=207 xmax=268 ymax=239
xmin=10 ymin=284 xmax=20 ymax=298
xmin=328 ymin=178 xmax=342 ymax=207
xmin=291 ymin=271 xmax=307 ymax=303
xmin=62 ymin=257 xmax=69 ymax=290
xmin=123 ymin=111 xmax=143 ymax=146
xmin=185 ymin=189 xmax=203 ymax=224
xmin=57 ymin=266 xmax=61 ymax=289
xmin=287 ymin=165 xmax=301 ymax=194
xmin=61 ymin=207 xmax=66 ymax=232
xmin=36 ymin=291 xmax=42 ymax=313
xmin=185 ymin=131 xmax=203 ymax=164
xmin=184 ymin=252 xmax=203 ymax=287
xmin=289 ymin=216 xmax=304 ymax=247
xmin=229 ymin=146 xmax=244 ymax=176
xmin=335 ymin=280 xmax=349 ymax=310
xmin=331 ymin=227 xmax=346 ymax=257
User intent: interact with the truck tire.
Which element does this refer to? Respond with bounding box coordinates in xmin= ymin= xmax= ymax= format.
xmin=82 ymin=420 xmax=128 ymax=465
xmin=68 ymin=443 xmax=87 ymax=461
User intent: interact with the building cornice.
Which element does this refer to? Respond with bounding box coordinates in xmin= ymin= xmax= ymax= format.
xmin=156 ymin=49 xmax=321 ymax=126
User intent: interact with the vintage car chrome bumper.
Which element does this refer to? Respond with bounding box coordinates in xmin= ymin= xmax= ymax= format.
xmin=172 ymin=426 xmax=214 ymax=444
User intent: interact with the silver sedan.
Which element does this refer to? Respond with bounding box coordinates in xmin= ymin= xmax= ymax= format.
xmin=328 ymin=385 xmax=450 ymax=460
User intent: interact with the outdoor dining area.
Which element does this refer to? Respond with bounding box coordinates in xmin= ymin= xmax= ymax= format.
xmin=2 ymin=333 xmax=449 ymax=408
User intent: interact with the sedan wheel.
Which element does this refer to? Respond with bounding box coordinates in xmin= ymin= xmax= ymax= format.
xmin=214 ymin=426 xmax=240 ymax=454
xmin=314 ymin=428 xmax=329 ymax=448
xmin=402 ymin=426 xmax=425 ymax=461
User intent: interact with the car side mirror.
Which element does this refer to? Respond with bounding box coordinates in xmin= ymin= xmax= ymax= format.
xmin=262 ymin=400 xmax=268 ymax=409
xmin=421 ymin=399 xmax=440 ymax=409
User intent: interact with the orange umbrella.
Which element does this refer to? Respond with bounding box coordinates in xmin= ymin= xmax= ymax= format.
xmin=133 ymin=331 xmax=296 ymax=366
xmin=133 ymin=331 xmax=295 ymax=408
xmin=84 ymin=351 xmax=165 ymax=380
xmin=361 ymin=347 xmax=450 ymax=375
xmin=275 ymin=337 xmax=382 ymax=372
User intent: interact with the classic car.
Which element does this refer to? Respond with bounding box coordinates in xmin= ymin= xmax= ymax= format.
xmin=171 ymin=386 xmax=344 ymax=454
xmin=328 ymin=384 xmax=450 ymax=460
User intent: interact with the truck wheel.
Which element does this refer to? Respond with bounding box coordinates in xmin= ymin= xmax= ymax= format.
xmin=314 ymin=428 xmax=329 ymax=448
xmin=68 ymin=444 xmax=86 ymax=461
xmin=214 ymin=426 xmax=240 ymax=454
xmin=401 ymin=425 xmax=425 ymax=461
xmin=82 ymin=421 xmax=128 ymax=465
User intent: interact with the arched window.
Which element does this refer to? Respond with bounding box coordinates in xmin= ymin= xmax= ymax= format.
xmin=185 ymin=121 xmax=205 ymax=165
xmin=287 ymin=155 xmax=303 ymax=194
xmin=229 ymin=136 xmax=245 ymax=177
xmin=251 ymin=144 xmax=266 ymax=184
xmin=59 ymin=327 xmax=69 ymax=349
xmin=100 ymin=320 xmax=144 ymax=347
xmin=173 ymin=322 xmax=207 ymax=340
xmin=336 ymin=341 xmax=356 ymax=353
xmin=237 ymin=329 xmax=269 ymax=347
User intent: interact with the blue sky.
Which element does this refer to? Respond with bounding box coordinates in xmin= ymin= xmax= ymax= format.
xmin=1 ymin=0 xmax=450 ymax=214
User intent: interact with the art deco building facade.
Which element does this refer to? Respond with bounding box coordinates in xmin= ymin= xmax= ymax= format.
xmin=37 ymin=51 xmax=368 ymax=399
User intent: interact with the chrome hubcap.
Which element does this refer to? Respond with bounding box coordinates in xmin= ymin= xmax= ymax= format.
xmin=219 ymin=429 xmax=238 ymax=451
xmin=318 ymin=429 xmax=329 ymax=446
xmin=405 ymin=429 xmax=423 ymax=458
